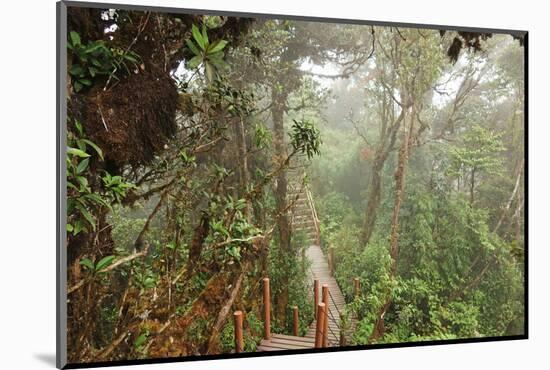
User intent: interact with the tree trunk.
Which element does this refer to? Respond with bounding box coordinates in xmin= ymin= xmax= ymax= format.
xmin=494 ymin=159 xmax=524 ymax=234
xmin=360 ymin=157 xmax=384 ymax=247
xmin=271 ymin=88 xmax=291 ymax=327
xmin=359 ymin=110 xmax=405 ymax=248
xmin=236 ymin=117 xmax=252 ymax=221
xmin=369 ymin=114 xmax=413 ymax=342
xmin=184 ymin=214 xmax=210 ymax=279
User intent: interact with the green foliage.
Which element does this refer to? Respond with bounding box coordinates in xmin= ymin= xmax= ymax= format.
xmin=102 ymin=172 xmax=136 ymax=204
xmin=203 ymin=193 xmax=261 ymax=264
xmin=375 ymin=184 xmax=523 ymax=342
xmin=289 ymin=119 xmax=322 ymax=159
xmin=215 ymin=79 xmax=256 ymax=117
xmin=330 ymin=228 xmax=392 ymax=343
xmin=310 ymin=129 xmax=366 ymax=209
xmin=448 ymin=125 xmax=505 ymax=182
xmin=66 ymin=119 xmax=135 ymax=236
xmin=322 ymin=173 xmax=523 ymax=344
xmin=79 ymin=255 xmax=115 ymax=274
xmin=134 ymin=267 xmax=158 ymax=292
xmin=317 ymin=191 xmax=359 ymax=248
xmin=186 ymin=24 xmax=229 ymax=82
xmin=253 ymin=123 xmax=272 ymax=149
xmin=133 ymin=327 xmax=151 ymax=358
xmin=67 ymin=31 xmax=141 ymax=92
xmin=96 ymin=255 xmax=116 ymax=271
xmin=267 ymin=230 xmax=314 ymax=335
xmin=110 ymin=207 xmax=148 ymax=253
xmin=66 ymin=120 xmax=107 ymax=235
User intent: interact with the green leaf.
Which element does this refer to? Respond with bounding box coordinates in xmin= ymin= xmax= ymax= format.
xmin=66 ymin=223 xmax=74 ymax=232
xmin=123 ymin=54 xmax=139 ymax=64
xmin=82 ymin=139 xmax=104 ymax=160
xmin=134 ymin=331 xmax=148 ymax=348
xmin=67 ymin=147 xmax=90 ymax=158
xmin=69 ymin=31 xmax=81 ymax=47
xmin=205 ymin=62 xmax=214 ymax=83
xmin=79 ymin=79 xmax=92 ymax=86
xmin=191 ymin=24 xmax=205 ymax=51
xmin=208 ymin=40 xmax=227 ymax=54
xmin=210 ymin=58 xmax=229 ymax=71
xmin=74 ymin=120 xmax=84 ymax=136
xmin=74 ymin=80 xmax=83 ymax=93
xmin=69 ymin=64 xmax=85 ymax=77
xmin=75 ymin=203 xmax=96 ymax=230
xmin=80 ymin=258 xmax=94 ymax=270
xmin=186 ymin=39 xmax=201 ymax=56
xmin=73 ymin=220 xmax=86 ymax=235
xmin=96 ymin=255 xmax=116 ymax=271
xmin=201 ymin=24 xmax=209 ymax=46
xmin=207 ymin=51 xmax=224 ymax=61
xmin=84 ymin=42 xmax=105 ymax=54
xmin=88 ymin=66 xmax=97 ymax=77
xmin=91 ymin=58 xmax=103 ymax=67
xmin=76 ymin=175 xmax=89 ymax=190
xmin=144 ymin=277 xmax=156 ymax=288
xmin=76 ymin=158 xmax=90 ymax=174
xmin=187 ymin=55 xmax=202 ymax=70
xmin=83 ymin=193 xmax=110 ymax=207
xmin=77 ymin=139 xmax=86 ymax=152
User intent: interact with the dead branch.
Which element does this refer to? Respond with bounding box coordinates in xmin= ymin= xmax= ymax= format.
xmin=206 ymin=262 xmax=250 ymax=353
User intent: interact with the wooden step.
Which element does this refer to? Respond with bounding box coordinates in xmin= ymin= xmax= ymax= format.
xmin=257 ymin=334 xmax=315 ymax=352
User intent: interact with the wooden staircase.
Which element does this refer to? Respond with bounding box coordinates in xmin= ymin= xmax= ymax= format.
xmin=287 ymin=165 xmax=321 ymax=246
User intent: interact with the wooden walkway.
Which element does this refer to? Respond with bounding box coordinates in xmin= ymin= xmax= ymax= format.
xmin=257 ymin=244 xmax=348 ymax=351
xmin=304 ymin=245 xmax=347 ymax=345
xmin=253 ymin=172 xmax=355 ymax=353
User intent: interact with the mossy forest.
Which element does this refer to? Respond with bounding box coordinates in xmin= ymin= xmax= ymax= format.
xmin=65 ymin=6 xmax=525 ymax=364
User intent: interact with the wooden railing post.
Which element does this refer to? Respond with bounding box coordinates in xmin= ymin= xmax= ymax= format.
xmin=313 ymin=279 xmax=319 ymax=319
xmin=293 ymin=306 xmax=299 ymax=336
xmin=234 ymin=311 xmax=244 ymax=353
xmin=263 ymin=277 xmax=271 ymax=339
xmin=322 ymin=284 xmax=329 ymax=347
xmin=353 ymin=278 xmax=360 ymax=299
xmin=314 ymin=303 xmax=326 ymax=348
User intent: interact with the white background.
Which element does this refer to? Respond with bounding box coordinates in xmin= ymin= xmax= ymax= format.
xmin=0 ymin=0 xmax=546 ymax=368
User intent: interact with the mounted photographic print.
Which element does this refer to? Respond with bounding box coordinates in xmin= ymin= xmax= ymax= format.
xmin=56 ymin=1 xmax=527 ymax=368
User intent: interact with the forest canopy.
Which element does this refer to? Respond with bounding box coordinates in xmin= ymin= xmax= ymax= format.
xmin=64 ymin=6 xmax=525 ymax=364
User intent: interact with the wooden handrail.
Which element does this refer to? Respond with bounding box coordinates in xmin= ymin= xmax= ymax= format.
xmin=305 ymin=185 xmax=321 ymax=245
xmin=321 ymin=284 xmax=329 ymax=347
xmin=314 ymin=279 xmax=319 ymax=319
